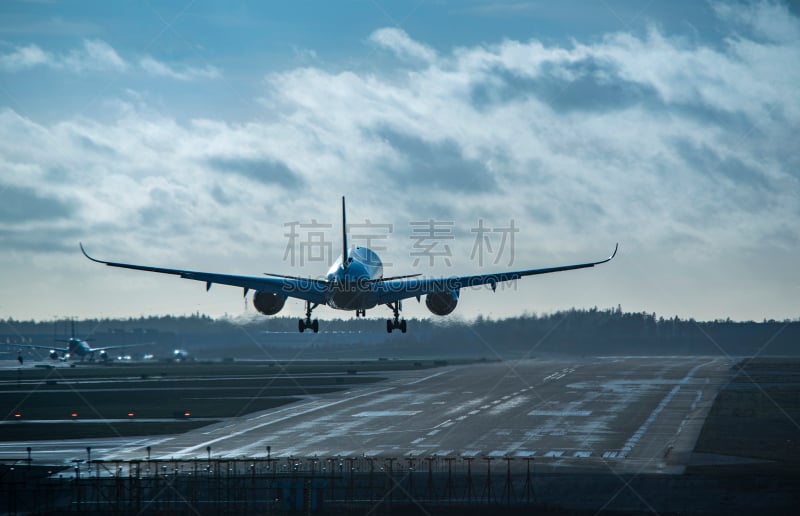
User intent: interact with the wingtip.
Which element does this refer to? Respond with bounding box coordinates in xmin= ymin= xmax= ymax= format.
xmin=611 ymin=242 xmax=619 ymax=260
xmin=79 ymin=242 xmax=101 ymax=263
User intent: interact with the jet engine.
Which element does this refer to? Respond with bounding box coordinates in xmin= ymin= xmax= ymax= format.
xmin=253 ymin=291 xmax=288 ymax=316
xmin=425 ymin=290 xmax=459 ymax=316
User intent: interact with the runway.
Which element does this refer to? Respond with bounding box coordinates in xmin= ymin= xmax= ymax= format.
xmin=0 ymin=356 xmax=730 ymax=474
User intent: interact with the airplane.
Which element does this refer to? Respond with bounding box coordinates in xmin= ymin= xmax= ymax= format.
xmin=16 ymin=320 xmax=151 ymax=362
xmin=81 ymin=197 xmax=617 ymax=334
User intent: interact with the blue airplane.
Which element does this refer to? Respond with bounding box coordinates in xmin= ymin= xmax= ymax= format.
xmin=81 ymin=197 xmax=616 ymax=334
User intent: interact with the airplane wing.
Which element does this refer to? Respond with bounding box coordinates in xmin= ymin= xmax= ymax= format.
xmin=14 ymin=344 xmax=69 ymax=352
xmin=90 ymin=342 xmax=156 ymax=353
xmin=80 ymin=244 xmax=330 ymax=305
xmin=375 ymin=244 xmax=618 ymax=305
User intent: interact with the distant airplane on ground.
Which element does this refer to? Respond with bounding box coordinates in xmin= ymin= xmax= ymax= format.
xmin=16 ymin=320 xmax=150 ymax=362
xmin=81 ymin=197 xmax=617 ymax=334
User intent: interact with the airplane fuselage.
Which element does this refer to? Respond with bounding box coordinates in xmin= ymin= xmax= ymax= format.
xmin=325 ymin=246 xmax=383 ymax=310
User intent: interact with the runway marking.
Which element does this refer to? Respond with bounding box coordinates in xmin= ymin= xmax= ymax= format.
xmin=617 ymin=360 xmax=711 ymax=459
xmin=435 ymin=450 xmax=453 ymax=456
xmin=544 ymin=451 xmax=564 ymax=458
xmin=411 ymin=438 xmax=425 ymax=444
xmin=574 ymin=451 xmax=592 ymax=458
xmin=467 ymin=410 xmax=480 ymax=415
xmin=352 ymin=410 xmax=421 ymax=417
xmin=691 ymin=390 xmax=702 ymax=411
xmin=488 ymin=396 xmax=530 ymax=416
xmin=433 ymin=419 xmax=452 ymax=429
xmin=514 ymin=451 xmax=535 ymax=458
xmin=157 ymin=387 xmax=394 ymax=459
xmin=462 ymin=450 xmax=480 ymax=457
xmin=405 ymin=370 xmax=450 ymax=385
xmin=427 ymin=429 xmax=440 ymax=436
xmin=488 ymin=450 xmax=508 ymax=457
xmin=528 ymin=410 xmax=592 ymax=417
xmin=603 ymin=451 xmax=619 ymax=459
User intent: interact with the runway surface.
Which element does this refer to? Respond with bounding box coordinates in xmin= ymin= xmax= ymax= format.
xmin=0 ymin=356 xmax=730 ymax=474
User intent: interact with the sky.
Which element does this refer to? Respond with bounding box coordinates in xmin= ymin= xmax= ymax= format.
xmin=0 ymin=0 xmax=798 ymax=324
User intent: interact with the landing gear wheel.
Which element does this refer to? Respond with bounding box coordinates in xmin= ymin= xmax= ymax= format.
xmin=299 ymin=301 xmax=320 ymax=334
xmin=385 ymin=302 xmax=408 ymax=333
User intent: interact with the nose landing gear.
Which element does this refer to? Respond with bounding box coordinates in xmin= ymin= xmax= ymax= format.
xmin=386 ymin=301 xmax=407 ymax=333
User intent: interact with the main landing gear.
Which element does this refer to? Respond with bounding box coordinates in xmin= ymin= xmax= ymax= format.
xmin=386 ymin=301 xmax=406 ymax=334
xmin=299 ymin=301 xmax=319 ymax=333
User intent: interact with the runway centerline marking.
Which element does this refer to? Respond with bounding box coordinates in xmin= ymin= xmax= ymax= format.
xmin=404 ymin=369 xmax=451 ymax=385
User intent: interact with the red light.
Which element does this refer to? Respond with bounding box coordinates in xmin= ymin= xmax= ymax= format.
xmin=14 ymin=413 xmax=21 ymax=419
xmin=128 ymin=412 xmax=135 ymax=418
xmin=183 ymin=411 xmax=191 ymax=417
xmin=71 ymin=412 xmax=78 ymax=418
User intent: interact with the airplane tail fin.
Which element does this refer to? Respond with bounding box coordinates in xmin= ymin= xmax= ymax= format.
xmin=342 ymin=196 xmax=348 ymax=269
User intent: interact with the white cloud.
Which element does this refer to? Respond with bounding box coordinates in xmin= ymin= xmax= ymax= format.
xmin=712 ymin=0 xmax=800 ymax=43
xmin=139 ymin=56 xmax=221 ymax=81
xmin=0 ymin=39 xmax=127 ymax=73
xmin=63 ymin=39 xmax=128 ymax=72
xmin=369 ymin=28 xmax=437 ymax=63
xmin=0 ymin=44 xmax=52 ymax=71
xmin=1 ymin=40 xmax=221 ymax=80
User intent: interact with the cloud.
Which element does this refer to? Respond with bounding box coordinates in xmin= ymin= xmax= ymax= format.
xmin=0 ymin=39 xmax=127 ymax=72
xmin=712 ymin=0 xmax=800 ymax=43
xmin=0 ymin=1 xmax=798 ymax=321
xmin=3 ymin=2 xmax=797 ymax=257
xmin=139 ymin=56 xmax=221 ymax=81
xmin=369 ymin=28 xmax=437 ymax=63
xmin=1 ymin=41 xmax=221 ymax=80
xmin=63 ymin=39 xmax=127 ymax=72
xmin=0 ymin=44 xmax=51 ymax=71
xmin=0 ymin=183 xmax=73 ymax=223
